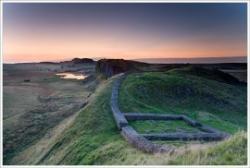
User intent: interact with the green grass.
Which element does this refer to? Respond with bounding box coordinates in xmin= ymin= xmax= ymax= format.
xmin=31 ymin=73 xmax=247 ymax=165
xmin=168 ymin=131 xmax=247 ymax=165
xmin=130 ymin=120 xmax=199 ymax=133
xmin=129 ymin=119 xmax=202 ymax=147
xmin=119 ymin=69 xmax=247 ymax=134
xmin=35 ymin=77 xmax=139 ymax=165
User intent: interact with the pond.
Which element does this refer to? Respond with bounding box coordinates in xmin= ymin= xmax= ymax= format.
xmin=56 ymin=72 xmax=87 ymax=80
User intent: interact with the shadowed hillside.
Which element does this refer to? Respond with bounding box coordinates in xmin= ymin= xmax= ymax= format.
xmin=96 ymin=59 xmax=149 ymax=77
xmin=171 ymin=66 xmax=245 ymax=85
xmin=96 ymin=59 xmax=246 ymax=81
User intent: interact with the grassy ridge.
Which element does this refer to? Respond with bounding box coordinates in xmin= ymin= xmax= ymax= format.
xmin=119 ymin=68 xmax=247 ymax=134
xmin=36 ymin=77 xmax=148 ymax=165
xmin=35 ymin=71 xmax=247 ymax=165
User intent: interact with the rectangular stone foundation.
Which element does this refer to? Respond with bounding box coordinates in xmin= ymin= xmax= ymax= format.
xmin=124 ymin=112 xmax=229 ymax=141
xmin=142 ymin=132 xmax=227 ymax=141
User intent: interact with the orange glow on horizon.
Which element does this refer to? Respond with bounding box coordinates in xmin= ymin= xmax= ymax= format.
xmin=3 ymin=31 xmax=246 ymax=63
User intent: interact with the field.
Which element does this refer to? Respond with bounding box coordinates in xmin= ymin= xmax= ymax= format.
xmin=3 ymin=62 xmax=247 ymax=165
xmin=3 ymin=62 xmax=96 ymax=164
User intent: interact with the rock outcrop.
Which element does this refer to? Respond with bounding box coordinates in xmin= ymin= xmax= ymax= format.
xmin=96 ymin=59 xmax=149 ymax=77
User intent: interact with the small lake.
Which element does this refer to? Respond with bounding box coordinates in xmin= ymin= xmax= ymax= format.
xmin=56 ymin=72 xmax=87 ymax=80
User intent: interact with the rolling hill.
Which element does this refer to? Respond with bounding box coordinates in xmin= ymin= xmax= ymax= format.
xmin=17 ymin=65 xmax=247 ymax=165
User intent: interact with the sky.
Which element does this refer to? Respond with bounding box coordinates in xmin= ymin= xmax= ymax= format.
xmin=3 ymin=3 xmax=248 ymax=63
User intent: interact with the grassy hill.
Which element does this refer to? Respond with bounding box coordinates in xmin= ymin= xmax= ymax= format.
xmin=27 ymin=66 xmax=247 ymax=165
xmin=119 ymin=67 xmax=247 ymax=134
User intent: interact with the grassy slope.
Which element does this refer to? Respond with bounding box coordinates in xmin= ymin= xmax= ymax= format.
xmin=169 ymin=131 xmax=247 ymax=165
xmin=119 ymin=68 xmax=247 ymax=134
xmin=36 ymin=72 xmax=246 ymax=165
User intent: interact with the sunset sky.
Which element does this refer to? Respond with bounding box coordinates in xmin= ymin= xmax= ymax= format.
xmin=3 ymin=3 xmax=247 ymax=63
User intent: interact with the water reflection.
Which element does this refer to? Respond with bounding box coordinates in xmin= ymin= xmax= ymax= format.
xmin=56 ymin=72 xmax=86 ymax=80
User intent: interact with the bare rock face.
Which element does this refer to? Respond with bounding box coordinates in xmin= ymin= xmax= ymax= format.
xmin=96 ymin=59 xmax=149 ymax=77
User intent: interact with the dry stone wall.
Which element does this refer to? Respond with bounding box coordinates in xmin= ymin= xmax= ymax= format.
xmin=110 ymin=73 xmax=229 ymax=153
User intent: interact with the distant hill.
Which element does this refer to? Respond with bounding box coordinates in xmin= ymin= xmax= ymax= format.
xmin=171 ymin=66 xmax=244 ymax=85
xmin=71 ymin=58 xmax=95 ymax=64
xmin=96 ymin=59 xmax=247 ymax=79
xmin=135 ymin=56 xmax=247 ymax=64
xmin=61 ymin=58 xmax=95 ymax=64
xmin=96 ymin=59 xmax=149 ymax=77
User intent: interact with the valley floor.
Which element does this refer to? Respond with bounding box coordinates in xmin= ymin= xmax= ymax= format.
xmin=3 ymin=63 xmax=96 ymax=164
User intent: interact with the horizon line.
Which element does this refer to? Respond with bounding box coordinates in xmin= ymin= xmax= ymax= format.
xmin=3 ymin=56 xmax=247 ymax=64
